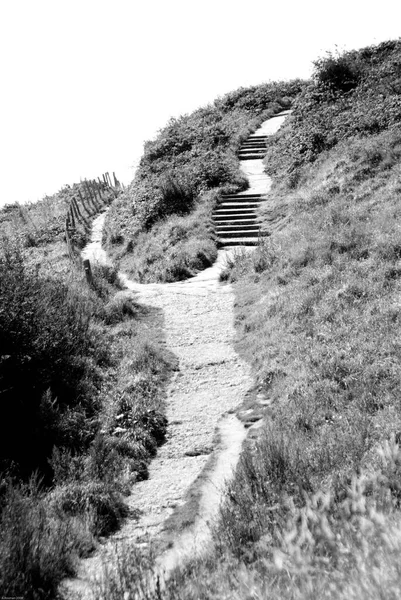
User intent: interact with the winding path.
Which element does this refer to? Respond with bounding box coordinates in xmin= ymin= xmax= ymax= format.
xmin=64 ymin=112 xmax=288 ymax=597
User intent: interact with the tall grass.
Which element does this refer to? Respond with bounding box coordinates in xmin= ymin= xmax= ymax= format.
xmin=0 ymin=477 xmax=79 ymax=599
xmin=91 ymin=438 xmax=401 ymax=600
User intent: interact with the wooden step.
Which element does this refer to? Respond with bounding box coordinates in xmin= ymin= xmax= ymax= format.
xmin=221 ymin=194 xmax=264 ymax=198
xmin=218 ymin=229 xmax=260 ymax=238
xmin=219 ymin=203 xmax=260 ymax=210
xmin=216 ymin=223 xmax=259 ymax=230
xmin=215 ymin=206 xmax=260 ymax=212
xmin=240 ymin=147 xmax=266 ymax=152
xmin=239 ymin=155 xmax=266 ymax=161
xmin=214 ymin=217 xmax=257 ymax=224
xmin=218 ymin=238 xmax=261 ymax=247
xmin=240 ymin=141 xmax=267 ymax=146
xmin=219 ymin=196 xmax=264 ymax=202
xmin=241 ymin=138 xmax=267 ymax=146
xmin=214 ymin=211 xmax=257 ymax=219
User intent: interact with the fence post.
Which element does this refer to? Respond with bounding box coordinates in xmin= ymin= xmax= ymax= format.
xmin=83 ymin=259 xmax=93 ymax=287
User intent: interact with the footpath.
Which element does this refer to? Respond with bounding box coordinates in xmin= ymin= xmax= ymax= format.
xmin=64 ymin=112 xmax=288 ymax=597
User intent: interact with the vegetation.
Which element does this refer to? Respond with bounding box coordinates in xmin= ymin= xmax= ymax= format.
xmin=264 ymin=39 xmax=401 ymax=176
xmin=103 ymin=80 xmax=303 ymax=282
xmin=0 ymin=188 xmax=173 ymax=598
xmin=93 ymin=39 xmax=401 ymax=599
xmin=4 ymin=37 xmax=401 ymax=600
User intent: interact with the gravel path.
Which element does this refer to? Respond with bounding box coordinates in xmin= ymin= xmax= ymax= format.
xmin=64 ymin=113 xmax=288 ymax=597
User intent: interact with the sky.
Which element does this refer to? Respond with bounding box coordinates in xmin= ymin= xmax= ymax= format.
xmin=0 ymin=0 xmax=400 ymax=207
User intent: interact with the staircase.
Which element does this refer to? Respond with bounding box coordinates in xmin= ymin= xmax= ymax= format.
xmin=213 ymin=133 xmax=269 ymax=247
xmin=238 ymin=135 xmax=269 ymax=160
xmin=213 ymin=193 xmax=266 ymax=247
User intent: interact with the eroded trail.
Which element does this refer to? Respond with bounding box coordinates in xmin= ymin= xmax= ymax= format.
xmin=119 ymin=256 xmax=251 ymax=572
xmin=67 ymin=248 xmax=251 ymax=596
xmin=64 ymin=113 xmax=287 ymax=597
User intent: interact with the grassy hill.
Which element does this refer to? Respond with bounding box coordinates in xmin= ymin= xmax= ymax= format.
xmin=3 ymin=37 xmax=401 ymax=599
xmin=99 ymin=39 xmax=401 ymax=599
xmin=103 ymin=80 xmax=303 ymax=282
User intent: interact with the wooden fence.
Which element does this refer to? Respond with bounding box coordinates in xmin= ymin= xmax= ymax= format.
xmin=65 ymin=171 xmax=121 ymax=269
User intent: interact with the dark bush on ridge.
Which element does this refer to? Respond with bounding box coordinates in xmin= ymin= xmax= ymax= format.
xmin=264 ymin=40 xmax=401 ymax=177
xmin=313 ymin=51 xmax=362 ymax=93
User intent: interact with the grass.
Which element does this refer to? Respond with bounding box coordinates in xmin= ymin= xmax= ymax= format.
xmin=115 ymin=190 xmax=219 ymax=282
xmin=103 ymin=80 xmax=303 ymax=282
xmin=0 ymin=477 xmax=77 ymax=599
xmin=4 ymin=38 xmax=401 ymax=599
xmin=0 ymin=186 xmax=174 ymax=597
xmin=91 ymin=39 xmax=401 ymax=599
xmin=87 ymin=442 xmax=401 ymax=600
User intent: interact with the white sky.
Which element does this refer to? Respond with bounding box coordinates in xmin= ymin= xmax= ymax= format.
xmin=0 ymin=0 xmax=400 ymax=207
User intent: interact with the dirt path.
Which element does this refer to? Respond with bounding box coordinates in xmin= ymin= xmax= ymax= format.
xmin=64 ymin=113 xmax=287 ymax=597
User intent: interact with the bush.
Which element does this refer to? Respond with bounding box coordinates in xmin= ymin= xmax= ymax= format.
xmin=264 ymin=40 xmax=401 ymax=176
xmin=0 ymin=246 xmax=103 ymax=478
xmin=49 ymin=481 xmax=127 ymax=537
xmin=102 ymin=291 xmax=140 ymax=325
xmin=218 ymin=427 xmax=311 ymax=558
xmin=313 ymin=51 xmax=362 ymax=93
xmin=116 ymin=194 xmax=219 ymax=282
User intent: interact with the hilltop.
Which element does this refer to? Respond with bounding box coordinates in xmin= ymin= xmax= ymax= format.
xmin=102 ymin=80 xmax=303 ymax=281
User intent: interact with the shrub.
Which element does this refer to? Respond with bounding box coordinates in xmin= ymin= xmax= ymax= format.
xmin=313 ymin=51 xmax=362 ymax=94
xmin=102 ymin=291 xmax=140 ymax=325
xmin=264 ymin=40 xmax=401 ymax=176
xmin=0 ymin=246 xmax=103 ymax=478
xmin=49 ymin=481 xmax=127 ymax=537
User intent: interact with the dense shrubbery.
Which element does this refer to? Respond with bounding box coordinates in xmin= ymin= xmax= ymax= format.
xmin=0 ymin=184 xmax=173 ymax=595
xmin=104 ymin=80 xmax=304 ymax=282
xmin=0 ymin=247 xmax=103 ymax=479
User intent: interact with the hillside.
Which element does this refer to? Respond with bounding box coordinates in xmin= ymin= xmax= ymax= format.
xmin=2 ymin=37 xmax=401 ymax=599
xmin=102 ymin=80 xmax=303 ymax=282
xmin=96 ymin=40 xmax=401 ymax=598
xmin=153 ymin=38 xmax=401 ymax=599
xmin=0 ymin=186 xmax=174 ymax=598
